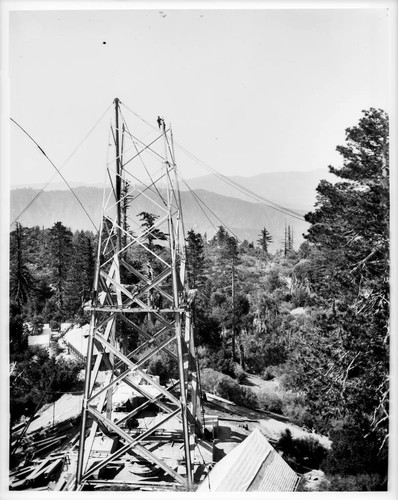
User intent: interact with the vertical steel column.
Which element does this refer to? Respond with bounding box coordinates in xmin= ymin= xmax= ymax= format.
xmin=76 ymin=223 xmax=103 ymax=485
xmin=163 ymin=127 xmax=193 ymax=489
xmin=114 ymin=98 xmax=122 ymax=253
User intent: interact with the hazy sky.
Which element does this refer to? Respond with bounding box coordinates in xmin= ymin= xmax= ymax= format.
xmin=8 ymin=5 xmax=391 ymax=186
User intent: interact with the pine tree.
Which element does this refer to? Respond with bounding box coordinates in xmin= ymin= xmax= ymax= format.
xmin=137 ymin=211 xmax=167 ymax=251
xmin=10 ymin=223 xmax=35 ymax=309
xmin=121 ymin=180 xmax=133 ymax=247
xmin=186 ymin=229 xmax=206 ymax=288
xmin=9 ymin=301 xmax=28 ymax=360
xmin=65 ymin=230 xmax=95 ymax=320
xmin=212 ymin=225 xmax=228 ymax=249
xmin=288 ymin=225 xmax=293 ymax=252
xmin=284 ymin=224 xmax=294 ymax=256
xmin=47 ymin=222 xmax=73 ymax=316
xmin=291 ymin=108 xmax=389 ymax=478
xmin=257 ymin=227 xmax=273 ymax=253
xmin=210 ymin=228 xmax=241 ymax=360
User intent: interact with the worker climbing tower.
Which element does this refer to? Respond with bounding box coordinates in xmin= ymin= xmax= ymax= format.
xmin=76 ymin=98 xmax=202 ymax=490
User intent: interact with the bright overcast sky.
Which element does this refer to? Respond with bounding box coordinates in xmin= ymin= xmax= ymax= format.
xmin=7 ymin=3 xmax=392 ymax=186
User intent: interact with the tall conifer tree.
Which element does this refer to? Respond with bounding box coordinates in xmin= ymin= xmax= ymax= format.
xmin=47 ymin=222 xmax=73 ymax=315
xmin=290 ymin=108 xmax=389 ymax=480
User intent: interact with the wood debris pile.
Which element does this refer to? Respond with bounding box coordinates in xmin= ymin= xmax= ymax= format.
xmin=9 ymin=415 xmax=80 ymax=491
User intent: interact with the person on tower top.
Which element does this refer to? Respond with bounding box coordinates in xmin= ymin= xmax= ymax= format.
xmin=157 ymin=116 xmax=165 ymax=130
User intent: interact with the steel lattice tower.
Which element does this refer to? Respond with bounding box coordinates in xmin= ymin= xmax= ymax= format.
xmin=76 ymin=99 xmax=202 ymax=490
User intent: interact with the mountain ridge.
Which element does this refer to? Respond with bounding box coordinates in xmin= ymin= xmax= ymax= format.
xmin=180 ymin=168 xmax=333 ymax=211
xmin=11 ymin=168 xmax=332 ymax=212
xmin=10 ymin=186 xmax=310 ymax=252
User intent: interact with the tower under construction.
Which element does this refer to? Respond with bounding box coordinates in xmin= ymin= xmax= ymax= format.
xmin=75 ymin=98 xmax=203 ymax=490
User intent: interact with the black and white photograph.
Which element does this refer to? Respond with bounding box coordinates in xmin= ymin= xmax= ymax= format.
xmin=1 ymin=0 xmax=396 ymax=496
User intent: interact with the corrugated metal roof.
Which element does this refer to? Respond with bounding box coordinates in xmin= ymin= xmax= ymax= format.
xmin=197 ymin=428 xmax=298 ymax=492
xmin=63 ymin=327 xmax=90 ymax=357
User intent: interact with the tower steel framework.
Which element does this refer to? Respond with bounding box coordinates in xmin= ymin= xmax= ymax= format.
xmin=76 ymin=99 xmax=202 ymax=490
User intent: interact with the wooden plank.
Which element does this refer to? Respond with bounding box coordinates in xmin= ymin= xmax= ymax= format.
xmin=33 ymin=441 xmax=64 ymax=456
xmin=64 ymin=473 xmax=77 ymax=490
xmin=11 ymin=465 xmax=34 ymax=477
xmin=32 ymin=433 xmax=68 ymax=446
xmin=42 ymin=458 xmax=63 ymax=476
xmin=53 ymin=473 xmax=67 ymax=491
xmin=10 ymin=478 xmax=29 ymax=489
xmin=25 ymin=458 xmax=52 ymax=480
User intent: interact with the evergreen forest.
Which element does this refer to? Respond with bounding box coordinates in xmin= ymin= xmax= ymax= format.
xmin=9 ymin=108 xmax=390 ymax=491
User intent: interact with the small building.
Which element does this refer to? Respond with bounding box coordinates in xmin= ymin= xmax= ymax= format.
xmin=42 ymin=323 xmax=52 ymax=335
xmin=197 ymin=428 xmax=300 ymax=492
xmin=28 ymin=333 xmax=51 ymax=351
xmin=63 ymin=325 xmax=94 ymax=362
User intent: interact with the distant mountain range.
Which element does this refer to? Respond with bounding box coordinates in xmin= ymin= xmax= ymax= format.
xmin=180 ymin=169 xmax=334 ymax=211
xmin=11 ymin=168 xmax=333 ymax=210
xmin=10 ymin=181 xmax=105 ymax=191
xmin=10 ymin=170 xmax=333 ymax=251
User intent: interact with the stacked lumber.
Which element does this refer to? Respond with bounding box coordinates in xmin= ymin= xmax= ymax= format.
xmin=12 ymin=419 xmax=76 ymax=459
xmin=9 ymin=452 xmax=66 ymax=490
xmin=10 ymin=415 xmax=81 ymax=490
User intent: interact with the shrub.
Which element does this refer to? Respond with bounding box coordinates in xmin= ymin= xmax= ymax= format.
xmin=197 ymin=345 xmax=236 ymax=377
xmin=267 ymin=363 xmax=288 ymax=378
xmin=265 ymin=268 xmax=285 ymax=292
xmin=318 ymin=473 xmax=387 ymax=492
xmin=257 ymin=388 xmax=283 ymax=414
xmin=243 ymin=339 xmax=287 ymax=374
xmin=322 ymin=416 xmax=388 ymax=478
xmin=319 ymin=474 xmax=387 ymax=491
xmin=276 ymin=372 xmax=292 ymax=390
xmin=217 ymin=378 xmax=258 ymax=409
xmin=276 ymin=429 xmax=329 ymax=471
xmin=10 ymin=347 xmax=84 ymax=424
xmin=196 ymin=345 xmax=211 ymax=366
xmin=276 ymin=392 xmax=316 ymax=428
xmin=200 ymin=368 xmax=221 ymax=393
xmin=233 ymin=363 xmax=247 ymax=383
xmin=49 ymin=319 xmax=60 ymax=331
xmin=291 ymin=286 xmax=312 ymax=308
xmin=281 ymin=400 xmax=315 ymax=428
xmin=216 ymin=377 xmax=240 ymax=401
xmin=52 ymin=357 xmax=84 ymax=388
xmin=239 ymin=388 xmax=258 ymax=409
xmin=261 ymin=369 xmax=274 ymax=381
xmin=200 ymin=368 xmax=258 ymax=409
xmin=216 ymin=355 xmax=235 ymax=377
